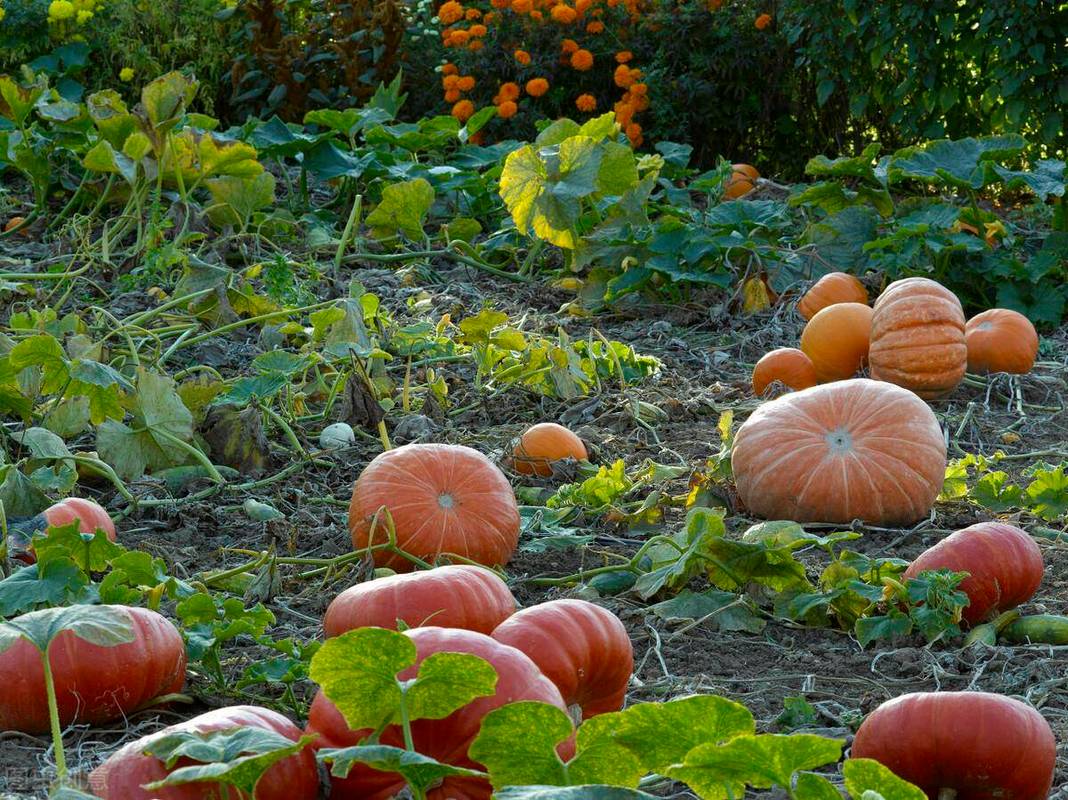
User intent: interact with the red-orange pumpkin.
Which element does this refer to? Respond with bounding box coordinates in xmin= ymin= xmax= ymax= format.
xmin=731 ymin=378 xmax=946 ymax=525
xmin=903 ymin=522 xmax=1043 ymax=626
xmin=513 ymin=422 xmax=588 ymax=477
xmin=869 ymin=277 xmax=967 ymax=398
xmin=964 ymin=309 xmax=1039 ymax=375
xmin=492 ymin=599 xmax=632 ymax=719
xmin=796 ymin=272 xmax=868 ymax=320
xmin=306 ymin=627 xmax=569 ymax=800
xmin=10 ymin=497 xmax=116 ymax=563
xmin=799 ymin=302 xmax=874 ymax=382
xmin=349 ymin=443 xmax=521 ymax=571
xmin=851 ymin=691 xmax=1056 ymax=800
xmin=724 ymin=164 xmax=759 ymax=199
xmin=752 ymin=348 xmax=819 ymax=395
xmin=0 ymin=606 xmax=186 ymax=734
xmin=89 ymin=705 xmax=320 ymax=800
xmin=323 ymin=564 xmax=516 ymax=637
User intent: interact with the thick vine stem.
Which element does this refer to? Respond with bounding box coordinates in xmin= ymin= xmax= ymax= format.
xmin=41 ymin=650 xmax=68 ymax=783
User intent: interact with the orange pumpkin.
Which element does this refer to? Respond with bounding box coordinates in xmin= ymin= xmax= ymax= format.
xmin=965 ymin=308 xmax=1039 ymax=375
xmin=799 ymin=302 xmax=873 ymax=382
xmin=513 ymin=422 xmax=588 ymax=477
xmin=869 ymin=277 xmax=966 ymax=399
xmin=731 ymin=378 xmax=947 ymax=525
xmin=796 ymin=272 xmax=868 ymax=320
xmin=3 ymin=216 xmax=26 ymax=234
xmin=349 ymin=443 xmax=520 ymax=571
xmin=751 ymin=348 xmax=818 ymax=395
xmin=724 ymin=164 xmax=759 ymax=199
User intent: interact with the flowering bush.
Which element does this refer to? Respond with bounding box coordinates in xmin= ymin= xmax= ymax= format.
xmin=433 ymin=0 xmax=650 ymax=146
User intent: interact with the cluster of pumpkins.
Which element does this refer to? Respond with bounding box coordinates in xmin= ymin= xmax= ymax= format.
xmin=752 ymin=272 xmax=1040 ymax=399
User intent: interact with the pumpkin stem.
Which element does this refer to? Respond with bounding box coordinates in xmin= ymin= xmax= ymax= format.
xmin=938 ymin=790 xmax=958 ymax=800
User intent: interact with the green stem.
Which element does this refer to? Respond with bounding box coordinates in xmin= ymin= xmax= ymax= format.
xmin=41 ymin=649 xmax=67 ymax=783
xmin=149 ymin=429 xmax=225 ymax=484
xmin=174 ymin=299 xmax=337 ymax=351
xmin=343 ymin=247 xmax=529 ymax=283
xmin=260 ymin=403 xmax=307 ymax=457
xmin=334 ymin=194 xmax=363 ymax=277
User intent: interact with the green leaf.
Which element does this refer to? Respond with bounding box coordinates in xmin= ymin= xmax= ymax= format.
xmin=365 ymin=178 xmax=435 ymax=240
xmin=794 ymin=772 xmax=843 ymax=800
xmin=0 ymin=465 xmax=51 ymax=516
xmin=805 ymin=143 xmax=882 ymax=184
xmin=597 ymin=142 xmax=639 ymax=196
xmin=667 ymin=734 xmax=843 ymax=799
xmin=844 ymin=758 xmax=926 ymax=800
xmin=494 ymin=788 xmax=661 ymax=800
xmin=469 ymin=702 xmax=572 ymax=787
xmin=648 ymin=589 xmax=765 ymax=634
xmin=321 ymin=744 xmax=484 ymax=790
xmin=69 ymin=359 xmax=129 ymax=424
xmin=0 ymin=559 xmax=90 ymax=617
xmin=14 ymin=426 xmax=71 ymax=460
xmin=141 ymin=71 xmax=198 ymax=142
xmin=83 ymin=140 xmax=138 ymax=185
xmin=855 ymin=609 xmax=913 ymax=647
xmin=994 ymin=159 xmax=1065 ymax=201
xmin=0 ymin=74 xmax=48 ymax=127
xmin=0 ymin=604 xmax=134 ymax=655
xmin=10 ymin=334 xmax=68 ymax=393
xmin=1025 ymin=465 xmax=1068 ymax=520
xmin=405 ymin=651 xmax=498 ymax=720
xmin=86 ymin=89 xmax=137 ymax=148
xmin=970 ymin=471 xmax=1024 ymax=511
xmin=206 ymin=173 xmax=276 ymax=229
xmin=889 ymin=135 xmax=1027 ymax=190
xmin=34 ymin=522 xmax=123 ymax=572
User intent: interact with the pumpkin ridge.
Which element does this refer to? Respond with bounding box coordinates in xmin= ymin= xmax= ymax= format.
xmin=857 ymin=451 xmax=928 ymax=517
xmin=744 ymin=441 xmax=829 ymax=488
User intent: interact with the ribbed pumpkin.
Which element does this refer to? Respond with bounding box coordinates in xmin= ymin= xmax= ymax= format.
xmin=724 ymin=164 xmax=759 ymax=199
xmin=306 ymin=627 xmax=569 ymax=799
xmin=752 ymin=348 xmax=819 ymax=395
xmin=869 ymin=277 xmax=967 ymax=398
xmin=89 ymin=705 xmax=320 ymax=800
xmin=323 ymin=565 xmax=516 ymax=637
xmin=796 ymin=272 xmax=868 ymax=320
xmin=731 ymin=379 xmax=946 ymax=525
xmin=851 ymin=692 xmax=1056 ymax=800
xmin=799 ymin=302 xmax=874 ymax=382
xmin=964 ymin=309 xmax=1039 ymax=375
xmin=11 ymin=497 xmax=116 ymax=563
xmin=349 ymin=443 xmax=521 ymax=571
xmin=492 ymin=599 xmax=632 ymax=719
xmin=904 ymin=522 xmax=1043 ymax=626
xmin=513 ymin=422 xmax=588 ymax=477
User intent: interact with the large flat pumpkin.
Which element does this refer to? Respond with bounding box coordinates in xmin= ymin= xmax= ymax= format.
xmin=731 ymin=378 xmax=946 ymax=525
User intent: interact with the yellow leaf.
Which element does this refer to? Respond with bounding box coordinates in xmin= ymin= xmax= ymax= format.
xmin=741 ymin=277 xmax=772 ymax=314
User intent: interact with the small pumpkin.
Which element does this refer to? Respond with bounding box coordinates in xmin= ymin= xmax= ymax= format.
xmin=752 ymin=348 xmax=819 ymax=395
xmin=349 ymin=443 xmax=521 ymax=571
xmin=10 ymin=497 xmax=116 ymax=563
xmin=869 ymin=277 xmax=967 ymax=398
xmin=492 ymin=599 xmax=632 ymax=719
xmin=851 ymin=691 xmax=1056 ymax=800
xmin=731 ymin=378 xmax=946 ymax=525
xmin=964 ymin=309 xmax=1039 ymax=375
xmin=513 ymin=422 xmax=588 ymax=477
xmin=724 ymin=164 xmax=759 ymax=199
xmin=0 ymin=606 xmax=186 ymax=734
xmin=89 ymin=705 xmax=320 ymax=800
xmin=3 ymin=216 xmax=26 ymax=234
xmin=796 ymin=272 xmax=868 ymax=320
xmin=306 ymin=627 xmax=569 ymax=800
xmin=799 ymin=302 xmax=874 ymax=382
xmin=323 ymin=564 xmax=516 ymax=637
xmin=904 ymin=522 xmax=1043 ymax=626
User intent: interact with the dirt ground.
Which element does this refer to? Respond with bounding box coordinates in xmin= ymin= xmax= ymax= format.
xmin=3 ymin=264 xmax=1067 ymax=798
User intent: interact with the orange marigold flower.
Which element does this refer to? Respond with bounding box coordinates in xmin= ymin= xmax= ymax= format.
xmin=550 ymin=3 xmax=577 ymax=22
xmin=526 ymin=77 xmax=550 ymax=97
xmin=615 ymin=104 xmax=634 ymax=126
xmin=465 ymin=7 xmax=482 ymax=18
xmin=499 ymin=81 xmax=521 ymax=100
xmin=615 ymin=50 xmax=633 ymax=63
xmin=629 ymin=82 xmax=647 ymax=96
xmin=443 ymin=74 xmax=461 ymax=89
xmin=575 ymin=93 xmax=597 ymax=112
xmin=451 ymin=28 xmax=470 ymax=44
xmin=606 ymin=0 xmax=619 ymax=7
xmin=497 ymin=100 xmax=518 ymax=118
xmin=442 ymin=62 xmax=458 ymax=75
xmin=629 ymin=67 xmax=643 ymax=80
xmin=485 ymin=11 xmax=497 ymax=21
xmin=575 ymin=0 xmax=592 ymax=12
xmin=469 ymin=23 xmax=487 ymax=35
xmin=570 ymin=48 xmax=594 ymax=70
xmin=561 ymin=38 xmax=579 ymax=53
xmin=514 ymin=49 xmax=532 ymax=64
xmin=452 ymin=100 xmax=475 ymax=121
xmin=511 ymin=0 xmax=532 ymax=12
xmin=491 ymin=0 xmax=508 ymax=7
xmin=444 ymin=88 xmax=462 ymax=102
xmin=457 ymin=75 xmax=476 ymax=91
xmin=755 ymin=12 xmax=771 ymax=29
xmin=469 ymin=39 xmax=484 ymax=50
xmin=614 ymin=64 xmax=634 ymax=87
xmin=530 ymin=9 xmax=543 ymax=19
xmin=585 ymin=20 xmax=604 ymax=32
xmin=439 ymin=0 xmax=465 ymax=24
xmin=633 ymin=94 xmax=649 ymax=111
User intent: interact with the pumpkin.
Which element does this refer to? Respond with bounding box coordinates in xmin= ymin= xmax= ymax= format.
xmin=10 ymin=496 xmax=117 ymax=563
xmin=851 ymin=691 xmax=1056 ymax=800
xmin=3 ymin=216 xmax=26 ymax=233
xmin=306 ymin=626 xmax=569 ymax=800
xmin=964 ymin=309 xmax=1039 ymax=375
xmin=513 ymin=422 xmax=588 ymax=477
xmin=323 ymin=564 xmax=516 ymax=637
xmin=349 ymin=443 xmax=521 ymax=571
xmin=903 ymin=522 xmax=1043 ymax=626
xmin=799 ymin=302 xmax=874 ymax=382
xmin=0 ymin=606 xmax=186 ymax=734
xmin=731 ymin=378 xmax=946 ymax=525
xmin=724 ymin=164 xmax=759 ymax=199
xmin=491 ymin=599 xmax=632 ymax=719
xmin=89 ymin=705 xmax=319 ymax=800
xmin=797 ymin=272 xmax=868 ymax=320
xmin=752 ymin=348 xmax=819 ymax=395
xmin=869 ymin=277 xmax=967 ymax=399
